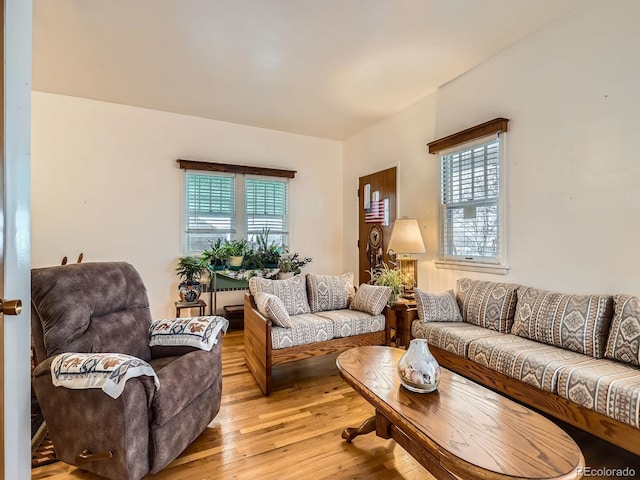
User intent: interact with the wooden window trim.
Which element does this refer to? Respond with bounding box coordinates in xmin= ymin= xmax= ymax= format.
xmin=427 ymin=118 xmax=509 ymax=154
xmin=177 ymin=159 xmax=296 ymax=179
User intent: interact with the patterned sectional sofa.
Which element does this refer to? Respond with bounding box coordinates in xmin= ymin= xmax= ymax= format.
xmin=411 ymin=278 xmax=640 ymax=456
xmin=244 ymin=273 xmax=391 ymax=395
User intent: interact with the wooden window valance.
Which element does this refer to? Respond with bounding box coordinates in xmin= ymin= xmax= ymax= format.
xmin=177 ymin=159 xmax=297 ymax=179
xmin=427 ymin=118 xmax=509 ymax=154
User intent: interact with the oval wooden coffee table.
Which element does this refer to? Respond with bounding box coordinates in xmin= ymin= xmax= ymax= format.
xmin=337 ymin=346 xmax=585 ymax=480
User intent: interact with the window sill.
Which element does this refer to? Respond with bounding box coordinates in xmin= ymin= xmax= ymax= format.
xmin=433 ymin=260 xmax=509 ymax=276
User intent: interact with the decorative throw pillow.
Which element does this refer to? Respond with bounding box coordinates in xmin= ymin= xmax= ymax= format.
xmin=254 ymin=292 xmax=292 ymax=328
xmin=249 ymin=274 xmax=311 ymax=315
xmin=415 ymin=289 xmax=462 ymax=323
xmin=456 ymin=278 xmax=520 ymax=332
xmin=148 ymin=316 xmax=229 ymax=351
xmin=51 ymin=352 xmax=159 ymax=399
xmin=349 ymin=284 xmax=391 ymax=316
xmin=512 ymin=287 xmax=613 ymax=358
xmin=306 ymin=272 xmax=355 ymax=312
xmin=605 ymin=294 xmax=640 ymax=365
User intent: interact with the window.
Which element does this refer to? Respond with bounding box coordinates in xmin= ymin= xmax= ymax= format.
xmin=245 ymin=177 xmax=288 ymax=246
xmin=185 ymin=172 xmax=235 ymax=253
xmin=184 ymin=171 xmax=288 ymax=254
xmin=427 ymin=118 xmax=509 ymax=273
xmin=439 ymin=135 xmax=506 ymax=267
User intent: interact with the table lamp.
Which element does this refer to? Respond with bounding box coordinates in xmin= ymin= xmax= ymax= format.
xmin=387 ymin=217 xmax=426 ymax=297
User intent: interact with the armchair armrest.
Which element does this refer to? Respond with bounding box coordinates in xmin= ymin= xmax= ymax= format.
xmin=50 ymin=352 xmax=159 ymax=399
xmin=32 ymin=358 xmax=156 ymax=480
xmin=149 ymin=316 xmax=228 ymax=357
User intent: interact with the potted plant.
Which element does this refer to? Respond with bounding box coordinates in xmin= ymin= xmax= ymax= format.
xmin=278 ymin=252 xmax=312 ymax=279
xmin=255 ymin=228 xmax=282 ymax=269
xmin=176 ymin=255 xmax=208 ymax=303
xmin=367 ymin=262 xmax=403 ymax=305
xmin=201 ymin=238 xmax=227 ymax=271
xmin=225 ymin=239 xmax=248 ymax=269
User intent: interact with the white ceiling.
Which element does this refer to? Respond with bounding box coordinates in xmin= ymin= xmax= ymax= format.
xmin=33 ymin=0 xmax=589 ymax=140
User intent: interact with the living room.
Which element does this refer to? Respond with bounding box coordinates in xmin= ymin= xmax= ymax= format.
xmin=11 ymin=0 xmax=640 ymax=479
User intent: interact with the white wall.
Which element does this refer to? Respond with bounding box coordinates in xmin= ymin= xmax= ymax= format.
xmin=342 ymin=94 xmax=438 ymax=284
xmin=344 ymin=0 xmax=640 ymax=296
xmin=31 ymin=93 xmax=343 ymax=317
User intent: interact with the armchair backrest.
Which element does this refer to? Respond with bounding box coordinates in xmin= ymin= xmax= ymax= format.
xmin=31 ymin=262 xmax=153 ymax=364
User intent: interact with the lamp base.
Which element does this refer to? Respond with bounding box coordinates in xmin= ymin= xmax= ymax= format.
xmin=397 ymin=258 xmax=418 ymax=294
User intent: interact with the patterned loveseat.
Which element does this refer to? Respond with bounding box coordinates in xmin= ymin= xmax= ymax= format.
xmin=244 ymin=273 xmax=390 ymax=395
xmin=411 ymin=278 xmax=640 ymax=456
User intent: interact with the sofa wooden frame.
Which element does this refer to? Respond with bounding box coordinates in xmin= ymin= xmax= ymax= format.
xmin=244 ymin=293 xmax=386 ymax=395
xmin=429 ymin=343 xmax=640 ymax=457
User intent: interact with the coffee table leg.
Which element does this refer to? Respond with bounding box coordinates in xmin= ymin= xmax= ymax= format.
xmin=341 ymin=415 xmax=376 ymax=442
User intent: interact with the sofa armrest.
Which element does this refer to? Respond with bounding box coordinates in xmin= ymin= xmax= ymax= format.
xmin=244 ymin=293 xmax=273 ymax=395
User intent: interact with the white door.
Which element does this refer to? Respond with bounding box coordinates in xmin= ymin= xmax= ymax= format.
xmin=2 ymin=1 xmax=33 ymax=479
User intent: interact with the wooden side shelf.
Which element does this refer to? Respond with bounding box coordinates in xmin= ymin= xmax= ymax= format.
xmin=224 ymin=304 xmax=244 ymax=329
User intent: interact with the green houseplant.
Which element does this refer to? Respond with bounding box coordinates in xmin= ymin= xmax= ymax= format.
xmin=367 ymin=262 xmax=403 ymax=305
xmin=176 ymin=255 xmax=208 ymax=302
xmin=254 ymin=228 xmax=282 ymax=268
xmin=225 ymin=239 xmax=249 ymax=269
xmin=201 ymin=238 xmax=227 ymax=271
xmin=278 ymin=252 xmax=312 ymax=279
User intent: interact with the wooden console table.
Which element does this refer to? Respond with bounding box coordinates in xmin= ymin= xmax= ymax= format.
xmin=337 ymin=346 xmax=584 ymax=480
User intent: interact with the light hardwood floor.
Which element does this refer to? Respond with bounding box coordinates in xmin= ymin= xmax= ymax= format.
xmin=32 ymin=330 xmax=640 ymax=480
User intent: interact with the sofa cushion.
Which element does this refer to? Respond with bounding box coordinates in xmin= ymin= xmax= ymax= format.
xmin=557 ymin=358 xmax=640 ymax=428
xmin=605 ymin=294 xmax=640 ymax=366
xmin=306 ymin=273 xmax=355 ymax=312
xmin=455 ymin=278 xmax=519 ymax=333
xmin=249 ymin=274 xmax=311 ymax=316
xmin=468 ymin=334 xmax=595 ymax=393
xmin=254 ymin=292 xmax=292 ymax=328
xmin=415 ymin=289 xmax=462 ymax=323
xmin=411 ymin=321 xmax=503 ymax=357
xmin=511 ymin=287 xmax=613 ymax=358
xmin=270 ymin=313 xmax=334 ymax=349
xmin=349 ymin=284 xmax=391 ymax=316
xmin=314 ymin=309 xmax=385 ymax=338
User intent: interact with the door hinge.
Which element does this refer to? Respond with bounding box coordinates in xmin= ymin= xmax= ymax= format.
xmin=357 ymin=240 xmax=360 ymax=248
xmin=357 ymin=188 xmax=360 ymax=197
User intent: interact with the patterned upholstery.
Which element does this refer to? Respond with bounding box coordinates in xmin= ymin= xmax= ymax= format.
xmin=411 ymin=321 xmax=503 ymax=357
xmin=270 ymin=313 xmax=334 ymax=349
xmin=306 ymin=273 xmax=355 ymax=312
xmin=350 ymin=284 xmax=391 ymax=315
xmin=254 ymin=292 xmax=292 ymax=328
xmin=455 ymin=278 xmax=519 ymax=332
xmin=468 ymin=334 xmax=595 ymax=392
xmin=605 ymin=294 xmax=640 ymax=366
xmin=511 ymin=287 xmax=613 ymax=358
xmin=557 ymin=359 xmax=640 ymax=428
xmin=415 ymin=289 xmax=462 ymax=322
xmin=314 ymin=309 xmax=385 ymax=338
xmin=249 ymin=274 xmax=311 ymax=316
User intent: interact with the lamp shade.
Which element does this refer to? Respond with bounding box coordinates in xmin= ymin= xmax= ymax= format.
xmin=388 ymin=218 xmax=426 ymax=254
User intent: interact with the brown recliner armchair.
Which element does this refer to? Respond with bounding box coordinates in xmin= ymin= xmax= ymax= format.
xmin=31 ymin=262 xmax=224 ymax=480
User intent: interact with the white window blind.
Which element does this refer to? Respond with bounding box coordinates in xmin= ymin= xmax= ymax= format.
xmin=245 ymin=177 xmax=289 ymax=246
xmin=440 ymin=137 xmax=502 ymax=263
xmin=185 ymin=172 xmax=235 ymax=253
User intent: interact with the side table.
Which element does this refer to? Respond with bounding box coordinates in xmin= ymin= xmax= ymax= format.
xmin=384 ymin=298 xmax=417 ymax=348
xmin=175 ymin=299 xmax=207 ymax=317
